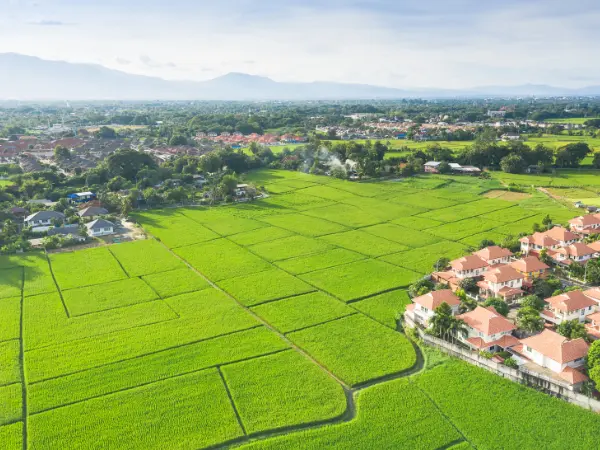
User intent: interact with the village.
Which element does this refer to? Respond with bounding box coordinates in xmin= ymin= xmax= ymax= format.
xmin=404 ymin=210 xmax=600 ymax=393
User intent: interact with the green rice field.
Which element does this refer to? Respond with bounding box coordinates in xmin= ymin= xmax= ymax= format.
xmin=2 ymin=168 xmax=596 ymax=449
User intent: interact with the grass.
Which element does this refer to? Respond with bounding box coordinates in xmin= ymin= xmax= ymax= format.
xmin=259 ymin=213 xmax=348 ymax=237
xmin=0 ymin=383 xmax=21 ymax=426
xmin=426 ymin=216 xmax=498 ymax=241
xmin=0 ymin=297 xmax=20 ymax=342
xmin=49 ymin=247 xmax=127 ymax=290
xmin=391 ymin=215 xmax=444 ymax=230
xmin=362 ymin=223 xmax=442 ymax=248
xmin=0 ymin=422 xmax=22 ymax=449
xmin=141 ymin=267 xmax=210 ymax=298
xmin=297 ymin=185 xmax=356 ymax=200
xmin=181 ymin=208 xmax=266 ymax=236
xmin=0 ymin=340 xmax=20 ymax=386
xmin=217 ymin=269 xmax=314 ymax=306
xmin=62 ymin=277 xmax=158 ymax=316
xmin=108 ymin=239 xmax=185 ymax=277
xmin=417 ymin=198 xmax=512 ymax=222
xmin=300 ymin=259 xmax=420 ymax=302
xmin=0 ymin=267 xmax=22 ymax=299
xmin=274 ymin=248 xmax=365 ymax=275
xmin=288 ymin=315 xmax=416 ymax=386
xmin=221 ymin=350 xmax=347 ymax=433
xmin=381 ymin=240 xmax=468 ymax=274
xmin=319 ymin=229 xmax=410 ymax=257
xmin=228 ymin=226 xmax=294 ymax=246
xmin=29 ymin=369 xmax=243 ymax=450
xmin=351 ymin=290 xmax=411 ymax=329
xmin=460 ymin=231 xmax=508 ymax=248
xmin=249 ymin=235 xmax=333 ymax=261
xmin=303 ymin=203 xmax=383 ymax=228
xmin=134 ymin=210 xmax=219 ymax=248
xmin=251 ymin=292 xmax=355 ymax=333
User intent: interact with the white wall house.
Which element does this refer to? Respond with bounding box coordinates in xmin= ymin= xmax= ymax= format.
xmin=477 ymin=266 xmax=524 ymax=302
xmin=86 ymin=219 xmax=115 ymax=237
xmin=569 ymin=214 xmax=600 ymax=234
xmin=449 ymin=255 xmax=489 ymax=279
xmin=24 ymin=210 xmax=65 ymax=232
xmin=541 ymin=291 xmax=597 ymax=325
xmin=456 ymin=306 xmax=518 ymax=351
xmin=404 ymin=290 xmax=461 ymax=328
xmin=473 ymin=246 xmax=513 ymax=266
xmin=551 ymin=243 xmax=596 ymax=264
xmin=519 ymin=232 xmax=560 ymax=254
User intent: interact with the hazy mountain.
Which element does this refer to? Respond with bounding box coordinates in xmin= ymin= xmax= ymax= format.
xmin=1 ymin=53 xmax=599 ymax=100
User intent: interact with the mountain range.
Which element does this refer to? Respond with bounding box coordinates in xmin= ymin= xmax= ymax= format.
xmin=1 ymin=53 xmax=600 ymax=101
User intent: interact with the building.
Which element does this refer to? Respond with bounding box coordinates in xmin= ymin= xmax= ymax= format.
xmin=24 ymin=210 xmax=65 ymax=232
xmin=457 ymin=306 xmax=518 ymax=351
xmin=568 ymin=214 xmax=600 ymax=234
xmin=541 ymin=291 xmax=597 ymax=324
xmin=473 ymin=246 xmax=513 ymax=265
xmin=519 ymin=329 xmax=589 ymax=384
xmin=47 ymin=225 xmax=86 ymax=242
xmin=544 ymin=227 xmax=580 ymax=247
xmin=477 ymin=265 xmax=524 ymax=302
xmin=519 ymin=232 xmax=560 ymax=255
xmin=449 ymin=255 xmax=489 ymax=279
xmin=78 ymin=206 xmax=108 ymax=219
xmin=424 ymin=161 xmax=441 ymax=173
xmin=86 ymin=219 xmax=115 ymax=237
xmin=550 ymin=242 xmax=596 ymax=265
xmin=487 ymin=110 xmax=507 ymax=118
xmin=585 ymin=312 xmax=600 ymax=340
xmin=501 ymin=133 xmax=520 ymax=141
xmin=68 ymin=191 xmax=96 ymax=204
xmin=510 ymin=256 xmax=550 ymax=280
xmin=404 ymin=290 xmax=461 ymax=328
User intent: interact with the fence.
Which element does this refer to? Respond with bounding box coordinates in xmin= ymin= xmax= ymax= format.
xmin=418 ymin=330 xmax=600 ymax=413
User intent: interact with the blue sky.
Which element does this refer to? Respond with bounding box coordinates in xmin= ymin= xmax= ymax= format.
xmin=2 ymin=0 xmax=600 ymax=88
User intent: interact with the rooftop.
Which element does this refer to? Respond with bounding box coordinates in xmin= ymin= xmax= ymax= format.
xmin=545 ymin=291 xmax=597 ymax=313
xmin=411 ymin=289 xmax=461 ymax=310
xmin=520 ymin=329 xmax=589 ymax=364
xmin=450 ymin=255 xmax=488 ymax=272
xmin=510 ymin=256 xmax=549 ymax=273
xmin=483 ymin=265 xmax=524 ymax=283
xmin=473 ymin=245 xmax=513 ymax=262
xmin=457 ymin=306 xmax=516 ymax=336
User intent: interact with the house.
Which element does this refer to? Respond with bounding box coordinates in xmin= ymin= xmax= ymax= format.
xmin=404 ymin=290 xmax=461 ymax=328
xmin=541 ymin=291 xmax=597 ymax=324
xmin=568 ymin=213 xmax=600 ymax=234
xmin=9 ymin=206 xmax=28 ymax=218
xmin=544 ymin=227 xmax=580 ymax=247
xmin=67 ymin=191 xmax=96 ymax=204
xmin=424 ymin=161 xmax=441 ymax=173
xmin=587 ymin=241 xmax=600 ymax=255
xmin=585 ymin=312 xmax=600 ymax=340
xmin=473 ymin=246 xmax=513 ymax=265
xmin=501 ymin=133 xmax=520 ymax=141
xmin=86 ymin=219 xmax=115 ymax=237
xmin=477 ymin=265 xmax=524 ymax=302
xmin=582 ymin=288 xmax=600 ymax=306
xmin=449 ymin=255 xmax=489 ymax=279
xmin=519 ymin=329 xmax=588 ymax=385
xmin=549 ymin=243 xmax=596 ymax=265
xmin=78 ymin=206 xmax=108 ymax=219
xmin=24 ymin=210 xmax=65 ymax=232
xmin=519 ymin=232 xmax=560 ymax=255
xmin=235 ymin=184 xmax=249 ymax=197
xmin=510 ymin=256 xmax=550 ymax=280
xmin=47 ymin=225 xmax=86 ymax=242
xmin=457 ymin=306 xmax=519 ymax=351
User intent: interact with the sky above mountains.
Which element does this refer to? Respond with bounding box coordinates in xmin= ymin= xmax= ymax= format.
xmin=2 ymin=0 xmax=600 ymax=89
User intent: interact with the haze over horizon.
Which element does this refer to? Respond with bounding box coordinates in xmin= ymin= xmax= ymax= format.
xmin=2 ymin=0 xmax=600 ymax=90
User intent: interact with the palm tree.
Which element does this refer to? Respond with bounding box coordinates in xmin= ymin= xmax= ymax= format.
xmin=429 ymin=303 xmax=453 ymax=340
xmin=447 ymin=317 xmax=468 ymax=344
xmin=517 ymin=313 xmax=544 ymax=334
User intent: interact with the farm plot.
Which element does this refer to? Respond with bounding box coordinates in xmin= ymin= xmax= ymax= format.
xmin=381 ymin=240 xmax=468 ymax=274
xmin=0 ymin=253 xmax=57 ymax=298
xmin=181 ymin=208 xmax=266 ymax=236
xmin=300 ymin=259 xmax=420 ymax=302
xmin=217 ymin=269 xmax=314 ymax=306
xmin=251 ymin=291 xmax=355 ymax=333
xmin=491 ymin=214 xmax=547 ymax=235
xmin=288 ymin=315 xmax=416 ymax=386
xmin=460 ymin=231 xmax=508 ymax=248
xmin=134 ymin=210 xmax=219 ymax=248
xmin=0 ymin=297 xmax=20 ymax=343
xmin=479 ymin=205 xmax=536 ymax=224
xmin=352 ymin=290 xmax=411 ymax=329
xmin=392 ymin=193 xmax=458 ymax=210
xmin=228 ymin=226 xmax=294 ymax=246
xmin=49 ymin=247 xmax=127 ymax=290
xmin=0 ymin=340 xmax=20 ymax=386
xmin=221 ymin=350 xmax=346 ymax=433
xmin=0 ymin=383 xmax=21 ymax=426
xmin=260 ymin=192 xmax=334 ymax=211
xmin=29 ymin=369 xmax=244 ymax=450
xmin=297 ymin=185 xmax=357 ymax=201
xmin=249 ymin=235 xmax=333 ymax=261
xmin=108 ymin=239 xmax=185 ymax=277
xmin=28 ymin=327 xmax=287 ymax=414
xmin=362 ymin=223 xmax=442 ymax=248
xmin=141 ymin=267 xmax=210 ymax=298
xmin=391 ymin=215 xmax=444 ymax=230
xmin=61 ymin=277 xmax=158 ymax=316
xmin=275 ymin=248 xmax=365 ymax=275
xmin=239 ymin=378 xmax=462 ymax=450
xmin=341 ymin=196 xmax=427 ymax=221
xmin=303 ymin=203 xmax=383 ymax=228
xmin=426 ymin=217 xmax=498 ymax=241
xmin=24 ymin=292 xmax=177 ymax=350
xmin=258 ymin=213 xmax=348 ymax=237
xmin=417 ymin=198 xmax=512 ymax=222
xmin=0 ymin=267 xmax=22 ymax=299
xmin=416 ymin=360 xmax=600 ymax=450
xmin=174 ymin=239 xmax=271 ymax=281
xmin=319 ymin=229 xmax=410 ymax=257
xmin=0 ymin=422 xmax=22 ymax=450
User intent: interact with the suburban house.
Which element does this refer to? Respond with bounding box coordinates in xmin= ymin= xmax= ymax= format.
xmin=404 ymin=290 xmax=461 ymax=328
xmin=519 ymin=329 xmax=589 ymax=385
xmin=424 ymin=161 xmax=442 ymax=173
xmin=582 ymin=288 xmax=600 ymax=306
xmin=47 ymin=225 xmax=86 ymax=242
xmin=473 ymin=246 xmax=513 ymax=265
xmin=568 ymin=214 xmax=600 ymax=234
xmin=585 ymin=312 xmax=600 ymax=340
xmin=450 ymin=255 xmax=489 ymax=279
xmin=549 ymin=242 xmax=596 ymax=265
xmin=501 ymin=132 xmax=520 ymax=141
xmin=456 ymin=306 xmax=519 ymax=351
xmin=587 ymin=241 xmax=600 ymax=255
xmin=78 ymin=206 xmax=109 ymax=219
xmin=67 ymin=191 xmax=96 ymax=204
xmin=544 ymin=227 xmax=580 ymax=247
xmin=24 ymin=210 xmax=65 ymax=232
xmin=86 ymin=219 xmax=115 ymax=237
xmin=510 ymin=256 xmax=550 ymax=280
xmin=477 ymin=265 xmax=524 ymax=302
xmin=541 ymin=291 xmax=597 ymax=324
xmin=520 ymin=232 xmax=560 ymax=255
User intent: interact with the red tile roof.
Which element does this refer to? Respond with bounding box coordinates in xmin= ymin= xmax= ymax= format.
xmin=483 ymin=265 xmax=524 ymax=283
xmin=412 ymin=290 xmax=461 ymax=310
xmin=520 ymin=329 xmax=589 ymax=364
xmin=510 ymin=256 xmax=549 ymax=273
xmin=457 ymin=306 xmax=516 ymax=336
xmin=559 ymin=366 xmax=589 ymax=384
xmin=450 ymin=255 xmax=488 ymax=271
xmin=545 ymin=291 xmax=597 ymax=313
xmin=544 ymin=226 xmax=579 ymax=242
xmin=473 ymin=246 xmax=513 ymax=262
xmin=519 ymin=232 xmax=559 ymax=248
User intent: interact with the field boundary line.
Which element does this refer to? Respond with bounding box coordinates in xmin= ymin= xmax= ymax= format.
xmin=18 ymin=266 xmax=28 ymax=450
xmin=277 ymin=253 xmax=369 ymax=277
xmin=217 ymin=367 xmax=248 ymax=436
xmin=240 ymin=290 xmax=318 ymax=308
xmin=44 ymin=251 xmax=70 ymax=318
xmin=106 ymin=246 xmax=130 ymax=278
xmin=283 ymin=313 xmax=358 ymax=335
xmin=66 ymin=295 xmax=162 ymax=319
xmin=139 ymin=277 xmax=182 ymax=319
xmin=436 ymin=439 xmax=471 ymax=450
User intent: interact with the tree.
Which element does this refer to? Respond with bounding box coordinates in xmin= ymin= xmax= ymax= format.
xmin=54 ymin=145 xmax=71 ymax=161
xmin=532 ymin=276 xmax=561 ymax=299
xmin=169 ymin=135 xmax=188 ymax=146
xmin=500 ymin=154 xmax=526 ymax=174
xmin=542 ymin=215 xmax=553 ymax=230
xmin=478 ymin=239 xmax=495 ymax=249
xmin=483 ymin=297 xmax=509 ymax=316
xmin=219 ymin=174 xmax=238 ymax=196
xmin=557 ymin=319 xmax=588 ymax=341
xmin=437 ymin=161 xmax=451 ymax=174
xmin=96 ymin=126 xmax=117 ymax=139
xmin=107 ymin=176 xmax=127 ymax=192
xmin=120 ymin=197 xmax=132 ymax=217
xmin=593 ymin=152 xmax=600 ymax=169
xmin=106 ymin=149 xmax=157 ymax=181
xmin=539 ymin=248 xmax=552 ymax=266
xmin=504 ymin=357 xmax=518 ymax=369
xmin=517 ymin=307 xmax=545 ymax=333
xmin=520 ymin=295 xmax=545 ymax=311
xmin=433 ymin=257 xmax=450 ymax=271
xmin=458 ymin=277 xmax=477 ymax=294
xmin=458 ymin=292 xmax=477 ymax=313
xmin=408 ymin=279 xmax=434 ymax=297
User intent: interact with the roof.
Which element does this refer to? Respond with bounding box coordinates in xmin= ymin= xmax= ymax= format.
xmin=559 ymin=366 xmax=589 ymax=384
xmin=519 ymin=232 xmax=560 ymax=248
xmin=510 ymin=256 xmax=549 ymax=273
xmin=545 ymin=291 xmax=596 ymax=313
xmin=587 ymin=311 xmax=600 ymax=323
xmin=569 ymin=214 xmax=600 ymax=227
xmin=473 ymin=246 xmax=513 ymax=262
xmin=86 ymin=219 xmax=114 ymax=230
xmin=466 ymin=334 xmax=520 ymax=350
xmin=520 ymin=329 xmax=589 ymax=364
xmin=457 ymin=306 xmax=516 ymax=336
xmin=556 ymin=243 xmax=596 ymax=258
xmin=424 ymin=161 xmax=441 ymax=167
xmin=24 ymin=210 xmax=65 ymax=222
xmin=582 ymin=288 xmax=600 ymax=302
xmin=586 ymin=241 xmax=600 ymax=252
xmin=411 ymin=290 xmax=461 ymax=310
xmin=47 ymin=225 xmax=82 ymax=237
xmin=544 ymin=226 xmax=579 ymax=242
xmin=483 ymin=265 xmax=524 ymax=283
xmin=78 ymin=206 xmax=108 ymax=217
xmin=497 ymin=286 xmax=523 ymax=298
xmin=450 ymin=255 xmax=488 ymax=271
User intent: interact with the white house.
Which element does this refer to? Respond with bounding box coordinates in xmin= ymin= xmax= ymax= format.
xmin=404 ymin=290 xmax=461 ymax=328
xmin=501 ymin=132 xmax=520 ymax=141
xmin=477 ymin=265 xmax=524 ymax=302
xmin=473 ymin=245 xmax=513 ymax=266
xmin=24 ymin=210 xmax=65 ymax=232
xmin=456 ymin=306 xmax=518 ymax=351
xmin=541 ymin=291 xmax=597 ymax=324
xmin=519 ymin=232 xmax=560 ymax=255
xmin=78 ymin=206 xmax=108 ymax=219
xmin=519 ymin=329 xmax=589 ymax=384
xmin=449 ymin=255 xmax=489 ymax=279
xmin=568 ymin=214 xmax=600 ymax=235
xmin=544 ymin=226 xmax=580 ymax=247
xmin=549 ymin=243 xmax=596 ymax=265
xmin=86 ymin=219 xmax=115 ymax=237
